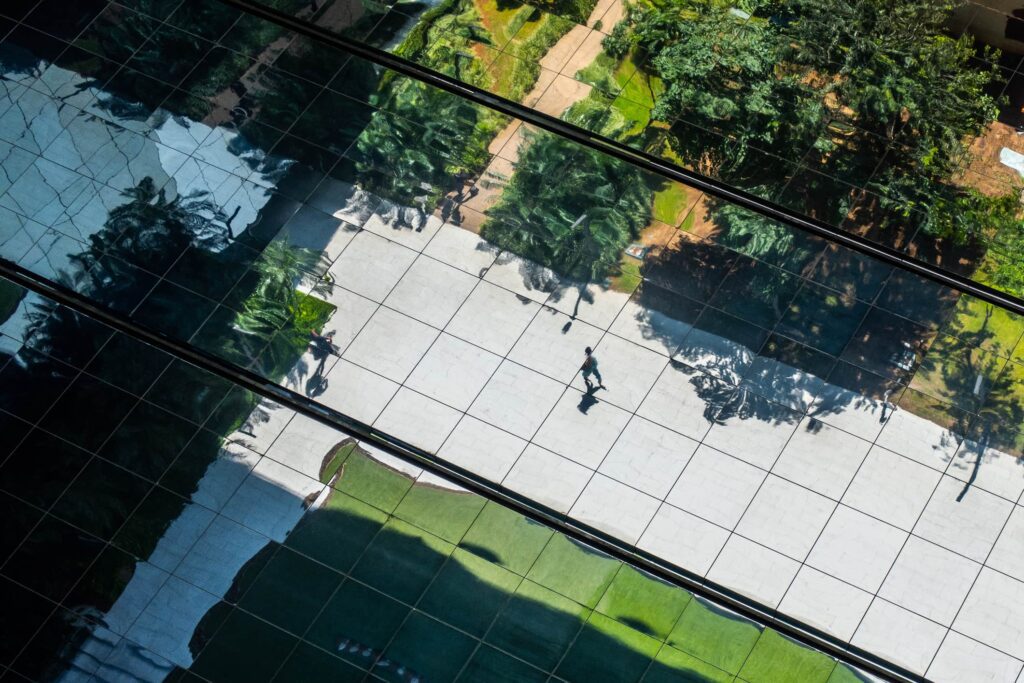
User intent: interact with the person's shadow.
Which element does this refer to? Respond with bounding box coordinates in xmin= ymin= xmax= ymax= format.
xmin=578 ymin=388 xmax=599 ymax=414
xmin=305 ymin=330 xmax=338 ymax=398
xmin=306 ymin=374 xmax=328 ymax=398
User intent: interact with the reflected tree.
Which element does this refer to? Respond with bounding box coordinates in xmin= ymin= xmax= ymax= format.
xmin=482 ymin=130 xmax=652 ymax=283
xmin=608 ymin=0 xmax=1021 ymax=259
xmin=353 ymin=80 xmax=501 ymax=214
xmin=26 ymin=177 xmax=232 ymax=342
xmin=233 ymin=239 xmax=329 ymax=344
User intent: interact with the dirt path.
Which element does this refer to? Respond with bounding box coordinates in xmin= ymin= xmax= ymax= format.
xmin=485 ymin=0 xmax=625 ymax=163
xmin=958 ymin=120 xmax=1024 ymax=197
xmin=441 ymin=0 xmax=630 ymax=231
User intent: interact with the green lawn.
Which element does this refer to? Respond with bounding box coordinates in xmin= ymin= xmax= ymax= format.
xmin=668 ymin=597 xmax=763 ymax=674
xmin=739 ymin=629 xmax=837 ymax=682
xmin=459 ymin=500 xmax=553 ymax=575
xmin=595 ymin=565 xmax=692 ymax=639
xmin=332 ymin=449 xmax=415 ymax=512
xmin=526 ymin=535 xmax=620 ymax=607
xmin=319 ymin=440 xmax=357 ymax=485
xmin=945 ymin=293 xmax=1024 ymax=359
xmin=652 ymin=180 xmax=695 ymax=227
xmin=393 ymin=481 xmax=487 ymax=543
xmin=264 ymin=408 xmax=847 ymax=683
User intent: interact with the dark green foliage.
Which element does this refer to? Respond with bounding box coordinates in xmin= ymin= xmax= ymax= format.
xmin=482 ymin=130 xmax=652 ymax=282
xmin=354 ymin=80 xmax=503 ymax=208
xmin=526 ymin=0 xmax=598 ymax=24
xmin=0 ymin=280 xmax=24 ymax=327
xmin=233 ymin=240 xmax=324 ymax=343
xmin=492 ymin=0 xmax=597 ymax=24
xmin=613 ymin=0 xmax=1022 ymax=256
xmin=602 ymin=20 xmax=631 ymax=59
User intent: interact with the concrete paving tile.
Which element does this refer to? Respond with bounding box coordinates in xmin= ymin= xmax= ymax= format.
xmin=438 ymin=415 xmax=527 ymax=482
xmin=533 ymin=388 xmax=632 ymax=469
xmin=468 ymin=361 xmax=565 ymax=439
xmin=502 ymin=444 xmax=591 ymax=514
xmin=405 ymin=332 xmax=502 ymax=411
xmin=342 ymin=307 xmax=439 ymax=383
xmin=445 ymin=280 xmax=540 ymax=356
xmin=599 ymin=416 xmax=698 ymax=499
xmin=384 ymin=255 xmax=478 ymax=328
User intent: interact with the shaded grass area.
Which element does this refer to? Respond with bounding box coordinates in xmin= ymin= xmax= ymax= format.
xmin=0 ymin=279 xmax=25 ymax=327
xmin=181 ymin=445 xmax=852 ymax=683
xmin=947 ymin=289 xmax=1024 ymax=359
xmin=652 ymin=180 xmax=695 ymax=226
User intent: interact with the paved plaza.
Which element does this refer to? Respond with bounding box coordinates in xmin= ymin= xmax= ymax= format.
xmin=245 ymin=196 xmax=1024 ymax=681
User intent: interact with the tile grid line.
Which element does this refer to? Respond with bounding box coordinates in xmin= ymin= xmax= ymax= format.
xmin=665 ymin=253 xmax=853 ymax=601
xmin=842 ymin=411 xmax=969 ymax=672
xmin=0 ymin=441 xmax=837 ymax=683
xmin=16 ymin=222 xmax=1015 ymax=651
xmin=0 ymin=405 xmax=552 ymax=683
xmin=263 ymin=429 xmax=486 ymax=682
xmin=0 ymin=325 xmax=164 ymax=672
xmin=765 ymin=284 xmax=897 ymax=633
xmin=8 ymin=349 xmax=1018 ymax=673
xmin=0 ymin=11 xmax=215 ymax=672
xmin=563 ymin=213 xmax=739 ymax=541
xmin=8 ymin=0 xmax=1024 ymax=651
xmin=4 ymin=65 xmax=999 ymax=385
xmin=0 ymin=311 xmax=303 ymax=679
xmin=359 ymin=450 xmax=549 ymax=681
xmin=16 ymin=232 xmax=1024 ymax=675
xmin=920 ymin=468 xmax=1024 ymax=678
xmin=2 ymin=246 xmax=897 ymax=679
xmin=0 ymin=12 xmax=551 ymax=683
xmin=7 ymin=204 xmax=947 ymax=498
xmin=441 ymin=517 xmax=565 ymax=682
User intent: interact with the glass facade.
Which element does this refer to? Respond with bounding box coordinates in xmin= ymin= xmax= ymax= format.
xmin=2 ymin=0 xmax=1024 ymax=681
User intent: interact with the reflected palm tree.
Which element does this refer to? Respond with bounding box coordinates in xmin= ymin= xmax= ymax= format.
xmin=25 ymin=177 xmax=233 ymax=355
xmin=482 ymin=130 xmax=651 ymax=284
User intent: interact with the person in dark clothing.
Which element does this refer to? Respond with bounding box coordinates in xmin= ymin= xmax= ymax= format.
xmin=307 ymin=329 xmax=338 ymax=396
xmin=581 ymin=346 xmax=605 ymax=391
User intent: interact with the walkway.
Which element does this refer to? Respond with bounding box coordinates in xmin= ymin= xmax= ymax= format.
xmin=271 ymin=190 xmax=1024 ymax=682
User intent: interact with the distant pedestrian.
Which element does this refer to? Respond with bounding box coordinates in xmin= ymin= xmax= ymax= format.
xmin=581 ymin=346 xmax=604 ymax=391
xmin=310 ymin=328 xmax=336 ymax=359
xmin=308 ymin=328 xmax=338 ymax=396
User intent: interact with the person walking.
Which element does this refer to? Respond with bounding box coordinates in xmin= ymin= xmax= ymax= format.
xmin=581 ymin=346 xmax=605 ymax=391
xmin=307 ymin=328 xmax=338 ymax=395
